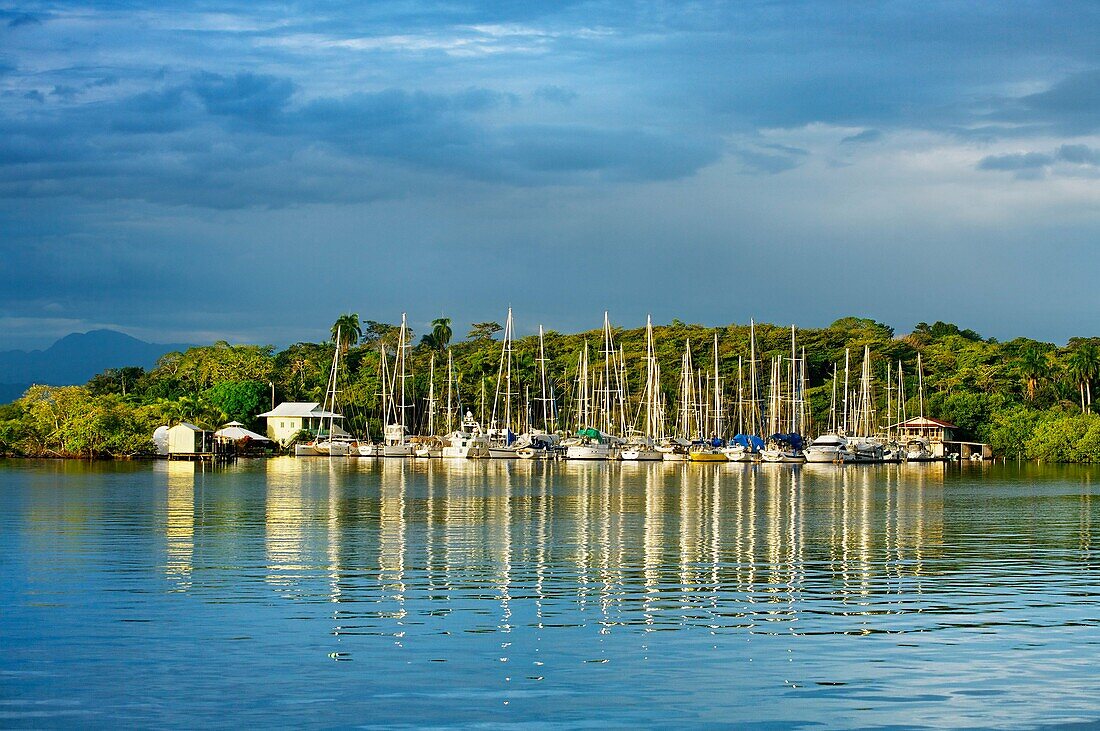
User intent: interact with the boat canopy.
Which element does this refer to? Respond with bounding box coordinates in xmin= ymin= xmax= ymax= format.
xmin=768 ymin=433 xmax=804 ymax=450
xmin=732 ymin=434 xmax=766 ymax=451
xmin=576 ymin=427 xmax=604 ymax=442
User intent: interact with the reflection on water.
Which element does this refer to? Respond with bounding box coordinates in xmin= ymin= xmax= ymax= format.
xmin=2 ymin=458 xmax=1099 ymax=729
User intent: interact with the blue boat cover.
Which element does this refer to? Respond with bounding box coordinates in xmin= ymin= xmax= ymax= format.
xmin=768 ymin=433 xmax=804 ymax=450
xmin=732 ymin=434 xmax=766 ymax=451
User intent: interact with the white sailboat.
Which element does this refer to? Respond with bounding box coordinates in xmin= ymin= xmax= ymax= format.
xmin=487 ymin=308 xmax=521 ymax=458
xmin=312 ymin=325 xmax=355 ymax=456
xmin=840 ymin=345 xmax=884 ymax=463
xmin=383 ymin=313 xmax=417 ymax=457
xmin=760 ymin=326 xmax=806 ymax=463
xmin=564 ymin=314 xmax=621 ymax=460
xmin=689 ymin=332 xmax=728 ymax=462
xmin=517 ymin=325 xmax=559 ymax=460
xmin=806 ymin=363 xmax=848 ymax=463
xmin=621 ymin=315 xmax=663 ymax=461
xmin=658 ymin=338 xmax=696 ymax=461
xmin=415 ymin=354 xmax=444 ymax=458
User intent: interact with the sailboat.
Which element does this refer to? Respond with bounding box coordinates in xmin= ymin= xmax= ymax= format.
xmin=312 ymin=325 xmax=355 ymax=456
xmin=723 ymin=320 xmax=764 ymax=462
xmin=382 ymin=313 xmax=417 ymax=457
xmin=517 ymin=325 xmax=559 ymax=459
xmin=414 ymin=354 xmax=444 ymax=457
xmin=805 ymin=361 xmax=848 ymax=463
xmin=904 ymin=353 xmax=935 ymax=462
xmin=621 ymin=316 xmax=663 ymax=461
xmin=487 ymin=309 xmax=521 ymax=458
xmin=440 ymin=348 xmax=489 ymax=458
xmin=760 ymin=326 xmax=806 ymax=463
xmin=689 ymin=332 xmax=728 ymax=462
xmin=840 ymin=345 xmax=884 ymax=463
xmin=564 ymin=313 xmax=621 ymax=460
xmin=658 ymin=339 xmax=696 ymax=461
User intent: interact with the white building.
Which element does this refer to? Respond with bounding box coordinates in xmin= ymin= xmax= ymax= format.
xmin=167 ymin=422 xmax=213 ymax=457
xmin=257 ymin=402 xmax=344 ymax=446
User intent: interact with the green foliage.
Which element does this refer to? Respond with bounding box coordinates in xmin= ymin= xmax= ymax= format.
xmin=467 ymin=322 xmax=502 ymax=342
xmin=204 ymin=381 xmax=268 ymax=424
xmin=2 ymin=316 xmax=1099 ymax=461
xmin=1026 ymin=413 xmax=1100 ymax=463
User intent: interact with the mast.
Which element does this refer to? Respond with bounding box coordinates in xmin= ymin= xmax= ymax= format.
xmin=789 ymin=325 xmax=796 ymax=434
xmin=446 ymin=349 xmax=455 ymax=433
xmin=713 ymin=331 xmax=722 ymax=439
xmin=917 ymin=352 xmax=926 ymax=420
xmin=380 ymin=341 xmax=391 ymax=425
xmin=749 ymin=320 xmax=759 ymax=435
xmin=427 ymin=354 xmax=436 ymax=436
xmin=644 ymin=315 xmax=658 ymax=439
xmin=830 ymin=363 xmax=838 ymax=432
xmin=491 ymin=308 xmax=514 ymax=433
xmin=842 ymin=348 xmax=850 ymax=435
xmin=397 ymin=313 xmax=409 ymax=433
xmin=537 ymin=325 xmax=551 ymax=433
xmin=323 ymin=325 xmax=341 ymax=438
xmin=737 ymin=356 xmax=744 ymax=435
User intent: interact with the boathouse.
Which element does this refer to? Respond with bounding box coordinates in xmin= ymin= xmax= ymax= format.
xmin=167 ymin=422 xmax=214 ymax=459
xmin=892 ymin=416 xmax=992 ymax=460
xmin=258 ymin=402 xmax=344 ymax=446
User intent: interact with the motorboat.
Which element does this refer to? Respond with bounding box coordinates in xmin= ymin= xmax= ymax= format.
xmin=804 ymin=433 xmax=847 ymax=463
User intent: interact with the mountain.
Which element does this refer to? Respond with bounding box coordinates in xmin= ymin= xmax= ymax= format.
xmin=0 ymin=330 xmax=193 ymax=401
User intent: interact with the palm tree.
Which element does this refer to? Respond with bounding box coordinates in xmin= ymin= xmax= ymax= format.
xmin=1066 ymin=343 xmax=1099 ymax=413
xmin=431 ymin=317 xmax=452 ymax=351
xmin=1016 ymin=347 xmax=1046 ymax=402
xmin=331 ymin=313 xmax=362 ymax=355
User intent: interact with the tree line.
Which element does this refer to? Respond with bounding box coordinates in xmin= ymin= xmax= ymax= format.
xmin=0 ymin=315 xmax=1097 ymax=460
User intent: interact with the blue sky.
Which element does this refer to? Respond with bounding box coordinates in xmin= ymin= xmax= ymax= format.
xmin=1 ymin=1 xmax=1099 ymax=349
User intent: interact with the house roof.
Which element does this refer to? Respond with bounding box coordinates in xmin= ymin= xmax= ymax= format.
xmin=257 ymin=402 xmax=342 ymax=419
xmin=171 ymin=421 xmax=204 ymax=432
xmin=891 ymin=416 xmax=958 ymax=429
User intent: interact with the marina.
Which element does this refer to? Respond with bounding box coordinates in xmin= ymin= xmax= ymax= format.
xmin=265 ymin=312 xmax=988 ymax=465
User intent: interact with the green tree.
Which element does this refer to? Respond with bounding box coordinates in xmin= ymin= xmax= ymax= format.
xmin=1016 ymin=347 xmax=1047 ymax=402
xmin=468 ymin=322 xmax=503 ymax=342
xmin=331 ymin=313 xmax=362 ymax=355
xmin=421 ymin=317 xmax=452 ymax=352
xmin=1065 ymin=343 xmax=1098 ymax=413
xmin=204 ymin=381 xmax=268 ymax=424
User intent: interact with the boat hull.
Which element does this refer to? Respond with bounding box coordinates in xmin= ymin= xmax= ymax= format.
xmin=565 ymin=444 xmax=614 ymax=460
xmin=620 ymin=448 xmax=662 ymax=461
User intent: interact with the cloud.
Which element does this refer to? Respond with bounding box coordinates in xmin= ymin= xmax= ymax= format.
xmin=841 ymin=129 xmax=882 ymax=144
xmin=977 ymin=144 xmax=1100 ymax=179
xmin=192 ymin=71 xmax=296 ymax=120
xmin=533 ymin=85 xmax=577 ymax=104
xmin=2 ymin=11 xmax=40 ymax=28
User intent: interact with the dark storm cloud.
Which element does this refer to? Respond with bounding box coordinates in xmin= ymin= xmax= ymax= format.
xmin=192 ymin=71 xmax=295 ymax=120
xmin=3 ymin=0 xmax=1100 ymax=346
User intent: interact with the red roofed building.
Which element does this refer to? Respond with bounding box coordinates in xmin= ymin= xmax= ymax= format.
xmin=892 ymin=416 xmax=958 ymax=443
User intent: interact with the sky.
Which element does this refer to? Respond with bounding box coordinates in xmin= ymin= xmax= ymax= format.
xmin=1 ymin=1 xmax=1099 ymax=350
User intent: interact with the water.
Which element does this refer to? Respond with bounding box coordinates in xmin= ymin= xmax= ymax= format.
xmin=1 ymin=458 xmax=1098 ymax=729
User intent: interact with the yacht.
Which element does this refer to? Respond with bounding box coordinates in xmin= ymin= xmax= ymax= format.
xmin=804 ymin=433 xmax=847 ymax=463
xmin=442 ymin=411 xmax=490 ymax=459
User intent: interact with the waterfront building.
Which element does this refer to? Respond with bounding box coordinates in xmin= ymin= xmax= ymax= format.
xmin=258 ymin=402 xmax=344 ymax=446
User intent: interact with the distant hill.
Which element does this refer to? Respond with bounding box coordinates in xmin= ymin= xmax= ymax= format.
xmin=0 ymin=330 xmax=193 ymax=402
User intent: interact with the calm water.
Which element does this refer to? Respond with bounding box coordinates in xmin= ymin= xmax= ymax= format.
xmin=2 ymin=458 xmax=1099 ymax=729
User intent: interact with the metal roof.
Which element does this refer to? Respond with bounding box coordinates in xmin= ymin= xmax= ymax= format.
xmin=891 ymin=416 xmax=958 ymax=429
xmin=257 ymin=402 xmax=342 ymax=419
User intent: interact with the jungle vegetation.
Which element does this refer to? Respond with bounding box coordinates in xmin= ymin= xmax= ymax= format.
xmin=0 ymin=316 xmax=1097 ymax=461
